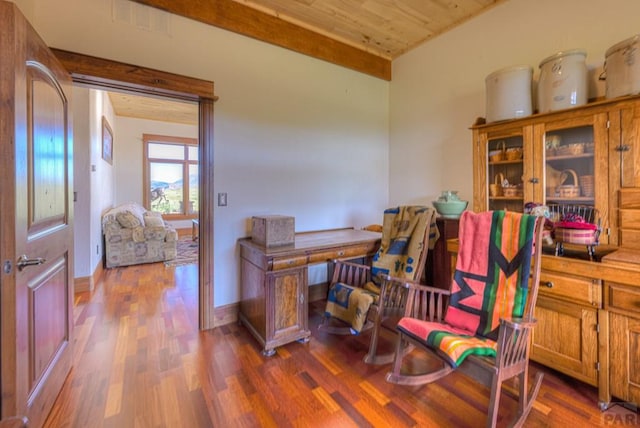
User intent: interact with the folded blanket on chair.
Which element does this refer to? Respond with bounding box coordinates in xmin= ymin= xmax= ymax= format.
xmin=325 ymin=283 xmax=378 ymax=334
xmin=397 ymin=210 xmax=536 ymax=367
xmin=370 ymin=206 xmax=439 ymax=284
xmin=324 ymin=206 xmax=439 ymax=334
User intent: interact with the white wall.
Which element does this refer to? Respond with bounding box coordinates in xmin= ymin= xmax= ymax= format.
xmin=71 ymin=87 xmax=115 ymax=278
xmin=390 ymin=0 xmax=640 ymax=209
xmin=19 ymin=0 xmax=389 ymax=307
xmin=90 ymin=90 xmax=116 ymax=273
xmin=72 ymin=87 xmax=91 ymax=278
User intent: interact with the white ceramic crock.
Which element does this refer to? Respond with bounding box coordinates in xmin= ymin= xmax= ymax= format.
xmin=604 ymin=34 xmax=640 ymax=99
xmin=485 ymin=65 xmax=533 ymax=123
xmin=537 ymin=49 xmax=588 ymax=113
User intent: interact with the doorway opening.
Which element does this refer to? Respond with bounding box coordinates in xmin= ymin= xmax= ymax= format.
xmin=53 ymin=48 xmax=216 ymax=329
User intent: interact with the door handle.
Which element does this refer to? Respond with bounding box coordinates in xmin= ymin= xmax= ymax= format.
xmin=16 ymin=255 xmax=46 ymax=271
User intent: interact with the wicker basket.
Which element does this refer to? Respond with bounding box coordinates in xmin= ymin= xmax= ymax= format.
xmin=580 ymin=175 xmax=594 ymax=197
xmin=489 ymin=141 xmax=506 ymax=162
xmin=556 ymin=143 xmax=585 ymax=156
xmin=505 ymin=147 xmax=523 ymax=161
xmin=557 ymin=169 xmax=580 ymax=198
xmin=502 ymin=186 xmax=523 ymax=197
xmin=489 ymin=173 xmax=504 ymax=197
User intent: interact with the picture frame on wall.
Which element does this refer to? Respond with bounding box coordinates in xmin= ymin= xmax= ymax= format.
xmin=102 ymin=116 xmax=113 ymax=165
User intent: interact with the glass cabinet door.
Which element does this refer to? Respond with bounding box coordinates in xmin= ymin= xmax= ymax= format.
xmin=540 ymin=112 xmax=609 ymax=245
xmin=487 ymin=135 xmax=525 ymax=212
xmin=544 ymin=125 xmax=595 ymax=206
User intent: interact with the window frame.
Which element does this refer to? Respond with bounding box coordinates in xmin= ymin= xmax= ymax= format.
xmin=143 ymin=134 xmax=199 ymax=220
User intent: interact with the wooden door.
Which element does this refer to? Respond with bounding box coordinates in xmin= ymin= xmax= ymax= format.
xmin=0 ymin=2 xmax=74 ymax=426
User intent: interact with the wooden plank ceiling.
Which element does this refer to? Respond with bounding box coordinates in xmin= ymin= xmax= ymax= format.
xmin=108 ymin=92 xmax=199 ymax=125
xmin=133 ymin=0 xmax=505 ymax=81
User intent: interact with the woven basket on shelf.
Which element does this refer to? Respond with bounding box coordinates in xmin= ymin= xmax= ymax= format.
xmin=489 ymin=141 xmax=506 ymax=162
xmin=556 ymin=143 xmax=585 ymax=156
xmin=502 ymin=186 xmax=523 ymax=197
xmin=489 ymin=172 xmax=504 ymax=197
xmin=505 ymin=147 xmax=523 ymax=161
xmin=557 ymin=169 xmax=580 ymax=198
xmin=580 ymin=175 xmax=594 ymax=197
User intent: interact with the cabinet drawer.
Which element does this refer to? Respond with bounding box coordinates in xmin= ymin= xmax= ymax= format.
xmin=307 ymin=243 xmax=378 ymax=264
xmin=271 ymin=256 xmax=308 ymax=271
xmin=538 ymin=270 xmax=601 ymax=307
xmin=606 ymin=282 xmax=640 ymax=315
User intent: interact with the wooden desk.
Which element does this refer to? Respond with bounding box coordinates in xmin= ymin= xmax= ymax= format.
xmin=238 ymin=228 xmax=381 ymax=356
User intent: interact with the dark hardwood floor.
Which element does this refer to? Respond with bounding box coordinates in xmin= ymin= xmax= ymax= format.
xmin=43 ymin=262 xmax=636 ymax=427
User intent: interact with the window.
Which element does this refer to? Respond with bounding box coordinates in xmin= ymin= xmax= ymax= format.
xmin=143 ymin=134 xmax=198 ymax=219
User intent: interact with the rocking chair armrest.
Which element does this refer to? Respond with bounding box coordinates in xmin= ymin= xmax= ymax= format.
xmin=375 ymin=273 xmax=405 ymax=294
xmin=331 ymin=259 xmax=372 ymax=271
xmin=499 ymin=316 xmax=537 ymax=331
xmin=376 ymin=275 xmax=451 ymax=299
xmin=400 ymin=277 xmax=451 ymax=297
xmin=329 ymin=259 xmax=372 ymax=287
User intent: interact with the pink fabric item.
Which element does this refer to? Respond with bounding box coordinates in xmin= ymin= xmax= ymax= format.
xmin=443 ymin=212 xmax=492 ymax=333
xmin=555 ymin=221 xmax=597 ymax=230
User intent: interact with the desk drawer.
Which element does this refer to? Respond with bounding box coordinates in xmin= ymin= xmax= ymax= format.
xmin=607 ymin=282 xmax=640 ymax=315
xmin=539 ymin=270 xmax=601 ymax=307
xmin=271 ymin=256 xmax=308 ymax=271
xmin=307 ymin=243 xmax=378 ymax=264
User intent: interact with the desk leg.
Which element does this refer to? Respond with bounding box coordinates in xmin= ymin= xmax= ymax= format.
xmin=262 ymin=348 xmax=276 ymax=357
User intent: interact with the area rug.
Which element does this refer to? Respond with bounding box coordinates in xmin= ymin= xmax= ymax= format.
xmin=166 ymin=237 xmax=199 ymax=267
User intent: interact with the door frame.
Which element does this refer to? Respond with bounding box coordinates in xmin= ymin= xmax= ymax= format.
xmin=51 ymin=49 xmax=217 ymax=329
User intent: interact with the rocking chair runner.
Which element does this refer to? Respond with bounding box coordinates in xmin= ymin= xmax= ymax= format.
xmin=386 ymin=210 xmax=545 ymax=428
xmin=319 ymin=205 xmax=439 ymax=365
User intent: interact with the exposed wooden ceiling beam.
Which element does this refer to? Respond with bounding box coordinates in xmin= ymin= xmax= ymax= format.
xmin=131 ymin=0 xmax=392 ymax=81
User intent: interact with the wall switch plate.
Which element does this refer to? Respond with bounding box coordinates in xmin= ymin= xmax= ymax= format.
xmin=218 ymin=192 xmax=227 ymax=206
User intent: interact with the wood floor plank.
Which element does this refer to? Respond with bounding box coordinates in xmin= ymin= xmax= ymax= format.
xmin=42 ymin=262 xmax=637 ymax=427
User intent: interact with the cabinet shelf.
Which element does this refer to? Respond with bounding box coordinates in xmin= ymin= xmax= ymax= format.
xmin=489 ymin=159 xmax=523 ymax=165
xmin=546 ymin=153 xmax=594 ymax=162
xmin=490 ymin=196 xmax=524 ymax=201
xmin=546 ymin=196 xmax=594 ymax=203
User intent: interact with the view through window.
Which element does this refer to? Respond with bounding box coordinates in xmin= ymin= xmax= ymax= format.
xmin=144 ymin=134 xmax=198 ymax=218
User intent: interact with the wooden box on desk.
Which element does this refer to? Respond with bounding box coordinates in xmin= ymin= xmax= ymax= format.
xmin=251 ymin=215 xmax=295 ymax=247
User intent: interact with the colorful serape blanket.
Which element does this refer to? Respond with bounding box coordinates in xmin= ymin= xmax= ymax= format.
xmin=324 ymin=206 xmax=439 ymax=334
xmin=397 ymin=210 xmax=536 ymax=367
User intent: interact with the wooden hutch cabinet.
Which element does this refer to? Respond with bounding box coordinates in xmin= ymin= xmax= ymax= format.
xmin=470 ymin=94 xmax=640 ymax=409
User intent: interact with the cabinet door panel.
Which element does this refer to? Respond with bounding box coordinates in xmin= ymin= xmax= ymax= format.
xmin=532 ymin=296 xmax=599 ymax=385
xmin=269 ymin=268 xmax=307 ymax=341
xmin=619 ymin=105 xmax=640 ymax=188
xmin=610 ymin=312 xmax=640 ymax=403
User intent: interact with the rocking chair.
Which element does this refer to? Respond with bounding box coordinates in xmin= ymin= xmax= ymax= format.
xmin=319 ymin=205 xmax=439 ymax=365
xmin=386 ymin=210 xmax=544 ymax=428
